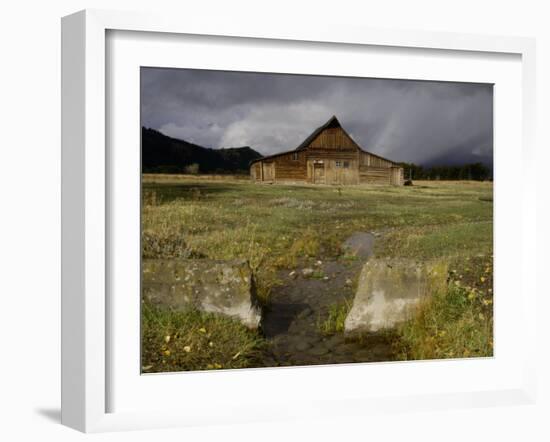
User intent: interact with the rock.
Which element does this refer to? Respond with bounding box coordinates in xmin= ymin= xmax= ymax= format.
xmin=342 ymin=232 xmax=376 ymax=259
xmin=345 ymin=278 xmax=353 ymax=287
xmin=323 ymin=276 xmax=329 ymax=281
xmin=142 ymin=258 xmax=261 ymax=328
xmin=345 ymin=258 xmax=448 ymax=333
xmin=301 ymin=268 xmax=314 ymax=277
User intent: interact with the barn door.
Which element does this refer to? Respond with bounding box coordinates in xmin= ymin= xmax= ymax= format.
xmin=263 ymin=162 xmax=274 ymax=182
xmin=313 ymin=163 xmax=325 ymax=184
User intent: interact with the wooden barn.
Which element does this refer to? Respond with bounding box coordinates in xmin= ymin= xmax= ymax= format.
xmin=250 ymin=116 xmax=404 ymax=186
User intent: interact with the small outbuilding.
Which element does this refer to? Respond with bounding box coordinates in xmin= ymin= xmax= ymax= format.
xmin=250 ymin=116 xmax=403 ymax=186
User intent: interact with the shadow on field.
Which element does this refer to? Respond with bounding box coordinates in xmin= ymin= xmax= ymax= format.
xmin=143 ymin=182 xmax=241 ymax=201
xmin=143 ymin=181 xmax=340 ymax=203
xmin=262 ymin=302 xmax=311 ymax=337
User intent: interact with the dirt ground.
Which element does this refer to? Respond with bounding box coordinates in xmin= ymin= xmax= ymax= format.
xmin=260 ymin=232 xmax=395 ymax=367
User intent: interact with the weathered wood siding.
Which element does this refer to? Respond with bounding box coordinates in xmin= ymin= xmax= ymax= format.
xmin=262 ymin=162 xmax=275 ymax=182
xmin=307 ymin=158 xmax=359 ymax=185
xmin=358 ymin=151 xmax=399 ymax=184
xmin=360 ymin=151 xmax=394 ymax=168
xmin=390 ymin=166 xmax=404 ymax=186
xmin=308 ymin=127 xmax=358 ymax=150
xmin=326 ymin=159 xmax=359 ymax=185
xmin=359 ymin=166 xmax=391 ymax=184
xmin=251 ymin=163 xmax=261 ymax=180
xmin=271 ymin=152 xmax=307 ymax=181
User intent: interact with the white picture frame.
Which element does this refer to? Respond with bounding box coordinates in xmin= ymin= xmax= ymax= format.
xmin=61 ymin=9 xmax=537 ymax=433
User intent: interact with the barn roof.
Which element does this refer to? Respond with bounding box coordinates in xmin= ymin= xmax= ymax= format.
xmin=294 ymin=115 xmax=349 ymax=150
xmin=250 ymin=116 xmax=398 ymax=165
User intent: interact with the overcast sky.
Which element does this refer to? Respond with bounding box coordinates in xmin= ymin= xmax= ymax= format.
xmin=141 ymin=67 xmax=493 ymax=167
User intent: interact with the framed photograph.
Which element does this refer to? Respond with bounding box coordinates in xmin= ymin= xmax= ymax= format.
xmin=61 ymin=9 xmax=537 ymax=432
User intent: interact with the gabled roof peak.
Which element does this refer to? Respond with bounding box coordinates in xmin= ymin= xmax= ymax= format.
xmin=324 ymin=115 xmax=342 ymax=129
xmin=295 ymin=115 xmax=345 ymax=150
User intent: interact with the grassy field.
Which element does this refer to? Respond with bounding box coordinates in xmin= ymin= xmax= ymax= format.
xmin=142 ymin=303 xmax=267 ymax=373
xmin=141 ymin=174 xmax=493 ymax=370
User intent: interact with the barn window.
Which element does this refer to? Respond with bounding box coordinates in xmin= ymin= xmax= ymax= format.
xmin=292 ymin=152 xmax=299 ymax=161
xmin=335 ymin=161 xmax=342 ymax=168
xmin=343 ymin=161 xmax=350 ymax=168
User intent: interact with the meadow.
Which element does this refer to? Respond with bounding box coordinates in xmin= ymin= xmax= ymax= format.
xmin=141 ymin=174 xmax=493 ymax=372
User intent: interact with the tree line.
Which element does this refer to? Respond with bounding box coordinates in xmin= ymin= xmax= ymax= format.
xmin=398 ymin=162 xmax=492 ymax=181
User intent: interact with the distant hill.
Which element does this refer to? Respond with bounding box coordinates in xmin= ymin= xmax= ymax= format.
xmin=142 ymin=127 xmax=263 ymax=174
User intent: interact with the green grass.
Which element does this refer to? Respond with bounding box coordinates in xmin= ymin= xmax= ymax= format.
xmin=142 ymin=176 xmax=494 ymax=363
xmin=141 ymin=301 xmax=268 ymax=372
xmin=142 ymin=178 xmax=492 ymax=267
xmin=318 ymin=299 xmax=353 ymax=335
xmin=394 ymin=255 xmax=493 ymax=360
xmin=376 ymin=221 xmax=493 ymax=259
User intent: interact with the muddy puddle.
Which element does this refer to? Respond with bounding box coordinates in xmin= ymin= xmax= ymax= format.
xmin=258 ymin=232 xmax=396 ymax=367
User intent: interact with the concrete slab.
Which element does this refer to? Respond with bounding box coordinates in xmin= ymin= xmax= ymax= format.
xmin=142 ymin=258 xmax=261 ymax=328
xmin=345 ymin=258 xmax=448 ymax=332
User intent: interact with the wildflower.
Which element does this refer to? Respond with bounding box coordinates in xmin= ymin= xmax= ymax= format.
xmin=209 ymin=341 xmax=214 ymax=347
xmin=183 ymin=345 xmax=191 ymax=353
xmin=480 ymin=276 xmax=486 ymax=283
xmin=199 ymin=327 xmax=207 ymax=333
xmin=164 ymin=335 xmax=171 ymax=343
xmin=163 ymin=350 xmax=171 ymax=356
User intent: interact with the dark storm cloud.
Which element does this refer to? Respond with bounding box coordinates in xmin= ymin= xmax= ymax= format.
xmin=141 ymin=67 xmax=493 ymax=167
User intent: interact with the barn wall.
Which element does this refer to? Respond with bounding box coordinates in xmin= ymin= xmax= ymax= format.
xmin=306 ymin=149 xmax=359 ymax=184
xmin=359 ymin=166 xmax=391 ymax=184
xmin=308 ymin=127 xmax=358 ymax=150
xmin=325 ymin=159 xmax=359 ymax=185
xmin=260 ymin=161 xmax=275 ymax=182
xmin=272 ymin=152 xmax=307 ymax=181
xmin=306 ymin=150 xmax=357 ymax=160
xmin=251 ymin=163 xmax=261 ymax=181
xmin=390 ymin=167 xmax=404 ymax=186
